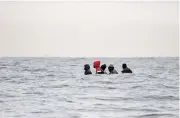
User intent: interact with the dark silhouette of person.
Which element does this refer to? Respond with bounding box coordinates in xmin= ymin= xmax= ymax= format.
xmin=121 ymin=63 xmax=132 ymax=73
xmin=101 ymin=64 xmax=107 ymax=74
xmin=108 ymin=64 xmax=118 ymax=74
xmin=84 ymin=64 xmax=92 ymax=75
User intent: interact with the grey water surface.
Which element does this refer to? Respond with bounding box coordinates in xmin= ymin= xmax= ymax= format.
xmin=0 ymin=57 xmax=179 ymax=118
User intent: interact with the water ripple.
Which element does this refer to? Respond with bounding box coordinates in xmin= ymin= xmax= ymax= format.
xmin=0 ymin=57 xmax=178 ymax=118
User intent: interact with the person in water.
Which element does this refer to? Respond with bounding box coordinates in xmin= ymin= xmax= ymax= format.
xmin=121 ymin=63 xmax=132 ymax=73
xmin=101 ymin=64 xmax=107 ymax=74
xmin=84 ymin=64 xmax=92 ymax=75
xmin=93 ymin=61 xmax=104 ymax=74
xmin=108 ymin=64 xmax=118 ymax=74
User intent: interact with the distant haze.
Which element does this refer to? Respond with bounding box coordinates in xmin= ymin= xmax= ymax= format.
xmin=0 ymin=1 xmax=178 ymax=57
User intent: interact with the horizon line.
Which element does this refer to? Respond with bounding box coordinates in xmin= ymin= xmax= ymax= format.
xmin=0 ymin=0 xmax=177 ymax=2
xmin=0 ymin=56 xmax=179 ymax=58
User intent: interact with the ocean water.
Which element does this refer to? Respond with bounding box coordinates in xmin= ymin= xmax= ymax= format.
xmin=0 ymin=57 xmax=179 ymax=118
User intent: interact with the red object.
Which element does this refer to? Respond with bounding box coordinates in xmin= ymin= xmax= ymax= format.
xmin=93 ymin=61 xmax=100 ymax=68
xmin=93 ymin=61 xmax=102 ymax=73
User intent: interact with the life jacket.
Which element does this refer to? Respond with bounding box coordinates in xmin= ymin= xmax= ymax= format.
xmin=93 ymin=61 xmax=102 ymax=73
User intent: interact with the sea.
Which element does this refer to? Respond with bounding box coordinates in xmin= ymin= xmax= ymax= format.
xmin=0 ymin=57 xmax=179 ymax=118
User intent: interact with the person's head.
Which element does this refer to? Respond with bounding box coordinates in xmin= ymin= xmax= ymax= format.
xmin=84 ymin=64 xmax=90 ymax=71
xmin=101 ymin=64 xmax=106 ymax=71
xmin=93 ymin=61 xmax=100 ymax=68
xmin=122 ymin=63 xmax=127 ymax=69
xmin=108 ymin=64 xmax=114 ymax=72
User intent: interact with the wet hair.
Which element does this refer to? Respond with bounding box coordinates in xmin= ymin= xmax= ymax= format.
xmin=122 ymin=63 xmax=127 ymax=69
xmin=108 ymin=64 xmax=114 ymax=72
xmin=101 ymin=64 xmax=106 ymax=71
xmin=84 ymin=64 xmax=90 ymax=70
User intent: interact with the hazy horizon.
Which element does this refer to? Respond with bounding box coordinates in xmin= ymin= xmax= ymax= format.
xmin=0 ymin=56 xmax=178 ymax=58
xmin=0 ymin=1 xmax=179 ymax=57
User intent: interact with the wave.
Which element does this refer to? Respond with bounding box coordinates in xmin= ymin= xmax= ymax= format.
xmin=143 ymin=95 xmax=179 ymax=101
xmin=137 ymin=113 xmax=176 ymax=118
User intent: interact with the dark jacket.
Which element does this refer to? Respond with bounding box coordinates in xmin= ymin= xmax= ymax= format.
xmin=121 ymin=63 xmax=132 ymax=73
xmin=84 ymin=70 xmax=92 ymax=75
xmin=121 ymin=68 xmax=132 ymax=73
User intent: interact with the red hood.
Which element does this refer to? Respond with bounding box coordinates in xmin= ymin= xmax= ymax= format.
xmin=93 ymin=61 xmax=100 ymax=68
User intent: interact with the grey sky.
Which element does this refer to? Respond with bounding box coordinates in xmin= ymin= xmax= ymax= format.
xmin=0 ymin=1 xmax=178 ymax=57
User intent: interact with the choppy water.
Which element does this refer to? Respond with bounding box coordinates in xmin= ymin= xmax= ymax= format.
xmin=0 ymin=57 xmax=179 ymax=118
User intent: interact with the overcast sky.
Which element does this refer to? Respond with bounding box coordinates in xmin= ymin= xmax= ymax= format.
xmin=0 ymin=1 xmax=178 ymax=57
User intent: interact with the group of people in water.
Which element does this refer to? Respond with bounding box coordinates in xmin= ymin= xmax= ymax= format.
xmin=84 ymin=61 xmax=132 ymax=75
